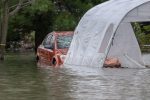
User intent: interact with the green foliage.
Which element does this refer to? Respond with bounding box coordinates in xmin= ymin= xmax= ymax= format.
xmin=143 ymin=25 xmax=150 ymax=32
xmin=132 ymin=23 xmax=142 ymax=41
xmin=7 ymin=0 xmax=55 ymax=43
xmin=64 ymin=0 xmax=93 ymax=19
xmin=91 ymin=0 xmax=108 ymax=5
xmin=7 ymin=0 xmax=109 ymax=38
xmin=142 ymin=34 xmax=150 ymax=45
xmin=53 ymin=11 xmax=77 ymax=31
xmin=29 ymin=0 xmax=54 ymax=12
xmin=7 ymin=9 xmax=33 ymax=42
xmin=8 ymin=0 xmax=19 ymax=7
xmin=132 ymin=22 xmax=150 ymax=52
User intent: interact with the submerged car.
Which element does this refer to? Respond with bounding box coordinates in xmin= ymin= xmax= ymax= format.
xmin=37 ymin=31 xmax=74 ymax=67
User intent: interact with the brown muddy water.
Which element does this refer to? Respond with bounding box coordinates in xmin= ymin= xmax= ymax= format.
xmin=0 ymin=53 xmax=150 ymax=100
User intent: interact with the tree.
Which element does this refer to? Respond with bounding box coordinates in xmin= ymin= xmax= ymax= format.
xmin=0 ymin=0 xmax=32 ymax=60
xmin=29 ymin=0 xmax=55 ymax=52
xmin=4 ymin=0 xmax=109 ymax=53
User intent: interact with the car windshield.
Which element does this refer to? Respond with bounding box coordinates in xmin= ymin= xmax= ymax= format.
xmin=57 ymin=35 xmax=73 ymax=49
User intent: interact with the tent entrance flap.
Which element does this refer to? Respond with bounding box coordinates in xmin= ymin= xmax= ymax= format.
xmin=99 ymin=23 xmax=114 ymax=54
xmin=107 ymin=23 xmax=145 ymax=68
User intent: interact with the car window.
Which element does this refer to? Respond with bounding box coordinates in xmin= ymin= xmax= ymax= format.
xmin=57 ymin=35 xmax=73 ymax=49
xmin=43 ymin=34 xmax=52 ymax=45
xmin=43 ymin=33 xmax=54 ymax=49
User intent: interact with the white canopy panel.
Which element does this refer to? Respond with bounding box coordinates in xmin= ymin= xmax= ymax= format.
xmin=65 ymin=0 xmax=150 ymax=68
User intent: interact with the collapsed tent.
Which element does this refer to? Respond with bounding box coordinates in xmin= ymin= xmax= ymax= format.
xmin=64 ymin=0 xmax=150 ymax=68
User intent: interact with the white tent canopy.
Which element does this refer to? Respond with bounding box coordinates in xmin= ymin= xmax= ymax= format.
xmin=64 ymin=0 xmax=150 ymax=68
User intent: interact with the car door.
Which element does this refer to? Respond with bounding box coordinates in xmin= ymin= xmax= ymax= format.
xmin=38 ymin=33 xmax=51 ymax=61
xmin=43 ymin=33 xmax=55 ymax=62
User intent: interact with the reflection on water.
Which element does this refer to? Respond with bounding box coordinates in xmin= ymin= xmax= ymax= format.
xmin=0 ymin=53 xmax=150 ymax=100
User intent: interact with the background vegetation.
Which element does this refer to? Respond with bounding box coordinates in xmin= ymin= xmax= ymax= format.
xmin=2 ymin=0 xmax=109 ymax=52
xmin=1 ymin=0 xmax=150 ymax=53
xmin=132 ymin=22 xmax=150 ymax=52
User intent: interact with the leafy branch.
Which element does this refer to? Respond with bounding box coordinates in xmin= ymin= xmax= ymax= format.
xmin=9 ymin=0 xmax=32 ymax=16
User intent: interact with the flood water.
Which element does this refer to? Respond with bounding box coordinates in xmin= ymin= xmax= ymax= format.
xmin=0 ymin=53 xmax=150 ymax=100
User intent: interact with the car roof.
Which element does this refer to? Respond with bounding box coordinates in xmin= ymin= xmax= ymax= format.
xmin=53 ymin=31 xmax=74 ymax=36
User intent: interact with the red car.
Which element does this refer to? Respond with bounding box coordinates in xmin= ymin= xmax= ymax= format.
xmin=37 ymin=31 xmax=74 ymax=67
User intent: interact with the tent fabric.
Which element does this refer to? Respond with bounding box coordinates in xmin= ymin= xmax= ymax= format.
xmin=64 ymin=0 xmax=150 ymax=68
xmin=107 ymin=23 xmax=144 ymax=68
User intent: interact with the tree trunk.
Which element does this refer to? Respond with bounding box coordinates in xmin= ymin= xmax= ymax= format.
xmin=0 ymin=0 xmax=9 ymax=60
xmin=34 ymin=13 xmax=53 ymax=53
xmin=0 ymin=0 xmax=31 ymax=60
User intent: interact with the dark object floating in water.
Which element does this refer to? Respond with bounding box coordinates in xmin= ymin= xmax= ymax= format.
xmin=145 ymin=65 xmax=150 ymax=68
xmin=103 ymin=57 xmax=122 ymax=68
